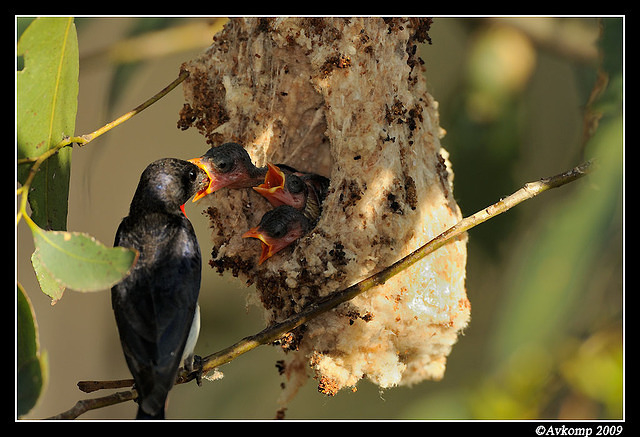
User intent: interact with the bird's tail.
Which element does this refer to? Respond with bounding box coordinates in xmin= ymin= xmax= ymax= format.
xmin=136 ymin=406 xmax=165 ymax=420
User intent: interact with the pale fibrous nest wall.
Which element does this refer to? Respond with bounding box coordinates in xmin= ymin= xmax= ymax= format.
xmin=178 ymin=17 xmax=470 ymax=401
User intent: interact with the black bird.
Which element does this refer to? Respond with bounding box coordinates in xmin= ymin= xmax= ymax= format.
xmin=253 ymin=162 xmax=330 ymax=223
xmin=188 ymin=142 xmax=297 ymax=201
xmin=242 ymin=205 xmax=313 ymax=265
xmin=111 ymin=158 xmax=209 ymax=419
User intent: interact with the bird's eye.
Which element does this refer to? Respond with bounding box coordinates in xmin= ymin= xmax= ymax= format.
xmin=288 ymin=177 xmax=304 ymax=194
xmin=188 ymin=169 xmax=198 ymax=181
xmin=215 ymin=156 xmax=233 ymax=173
xmin=269 ymin=221 xmax=288 ymax=239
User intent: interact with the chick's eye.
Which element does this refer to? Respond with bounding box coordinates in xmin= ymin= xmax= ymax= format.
xmin=215 ymin=156 xmax=233 ymax=173
xmin=288 ymin=178 xmax=304 ymax=193
xmin=269 ymin=221 xmax=287 ymax=239
xmin=188 ymin=169 xmax=198 ymax=181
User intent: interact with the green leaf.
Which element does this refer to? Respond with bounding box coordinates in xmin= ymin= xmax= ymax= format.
xmin=31 ymin=226 xmax=138 ymax=293
xmin=17 ymin=284 xmax=47 ymax=417
xmin=31 ymin=249 xmax=66 ymax=303
xmin=17 ymin=17 xmax=79 ymax=231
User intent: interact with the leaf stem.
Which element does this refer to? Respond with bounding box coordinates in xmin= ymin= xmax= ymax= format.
xmin=16 ymin=70 xmax=189 ymax=226
xmin=74 ymin=69 xmax=189 ymax=147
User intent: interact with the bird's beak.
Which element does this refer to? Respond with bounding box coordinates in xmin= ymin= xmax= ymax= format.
xmin=242 ymin=227 xmax=285 ymax=265
xmin=252 ymin=163 xmax=296 ymax=207
xmin=189 ymin=157 xmax=216 ymax=202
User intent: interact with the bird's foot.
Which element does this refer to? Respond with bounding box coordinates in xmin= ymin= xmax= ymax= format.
xmin=191 ymin=355 xmax=203 ymax=387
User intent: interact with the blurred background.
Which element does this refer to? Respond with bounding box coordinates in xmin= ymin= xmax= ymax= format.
xmin=16 ymin=17 xmax=623 ymax=420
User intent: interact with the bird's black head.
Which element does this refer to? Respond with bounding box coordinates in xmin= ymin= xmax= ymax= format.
xmin=285 ymin=173 xmax=306 ymax=195
xmin=189 ymin=143 xmax=263 ymax=200
xmin=242 ymin=205 xmax=313 ymax=264
xmin=258 ymin=206 xmax=294 ymax=240
xmin=130 ymin=158 xmax=209 ymax=215
xmin=203 ymin=142 xmax=255 ymax=175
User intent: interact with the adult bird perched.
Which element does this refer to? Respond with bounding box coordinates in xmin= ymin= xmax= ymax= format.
xmin=242 ymin=205 xmax=313 ymax=264
xmin=111 ymin=158 xmax=209 ymax=419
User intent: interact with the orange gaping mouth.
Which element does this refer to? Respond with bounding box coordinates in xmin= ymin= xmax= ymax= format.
xmin=252 ymin=163 xmax=293 ymax=207
xmin=242 ymin=228 xmax=276 ymax=265
xmin=254 ymin=163 xmax=285 ymax=191
xmin=189 ymin=157 xmax=215 ymax=202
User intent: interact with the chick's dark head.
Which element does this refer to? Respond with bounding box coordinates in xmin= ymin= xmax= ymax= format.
xmin=242 ymin=205 xmax=313 ymax=264
xmin=189 ymin=142 xmax=261 ymax=200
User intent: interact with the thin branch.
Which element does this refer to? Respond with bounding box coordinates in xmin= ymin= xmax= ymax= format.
xmin=77 ymin=379 xmax=135 ymax=394
xmin=69 ymin=160 xmax=594 ymax=417
xmin=180 ymin=160 xmax=595 ymax=381
xmin=80 ymin=19 xmax=227 ymax=67
xmin=73 ymin=69 xmax=189 ymax=147
xmin=16 ymin=70 xmax=189 ymax=226
xmin=46 ymin=390 xmax=137 ymax=420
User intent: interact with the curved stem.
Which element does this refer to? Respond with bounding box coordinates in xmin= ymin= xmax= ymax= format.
xmin=16 ymin=70 xmax=189 ymax=227
xmin=75 ymin=70 xmax=189 ymax=147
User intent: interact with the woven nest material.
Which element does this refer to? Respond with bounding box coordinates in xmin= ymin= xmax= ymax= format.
xmin=178 ymin=17 xmax=470 ymax=402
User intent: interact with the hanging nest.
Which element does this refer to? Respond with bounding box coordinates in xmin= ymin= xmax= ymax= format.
xmin=178 ymin=17 xmax=470 ymax=403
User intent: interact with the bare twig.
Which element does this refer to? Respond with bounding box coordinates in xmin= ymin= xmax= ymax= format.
xmin=68 ymin=160 xmax=594 ymax=418
xmin=72 ymin=69 xmax=189 ymax=148
xmin=46 ymin=390 xmax=137 ymax=420
xmin=77 ymin=379 xmax=135 ymax=394
xmin=16 ymin=71 xmax=189 ymax=227
xmin=181 ymin=160 xmax=595 ymax=381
